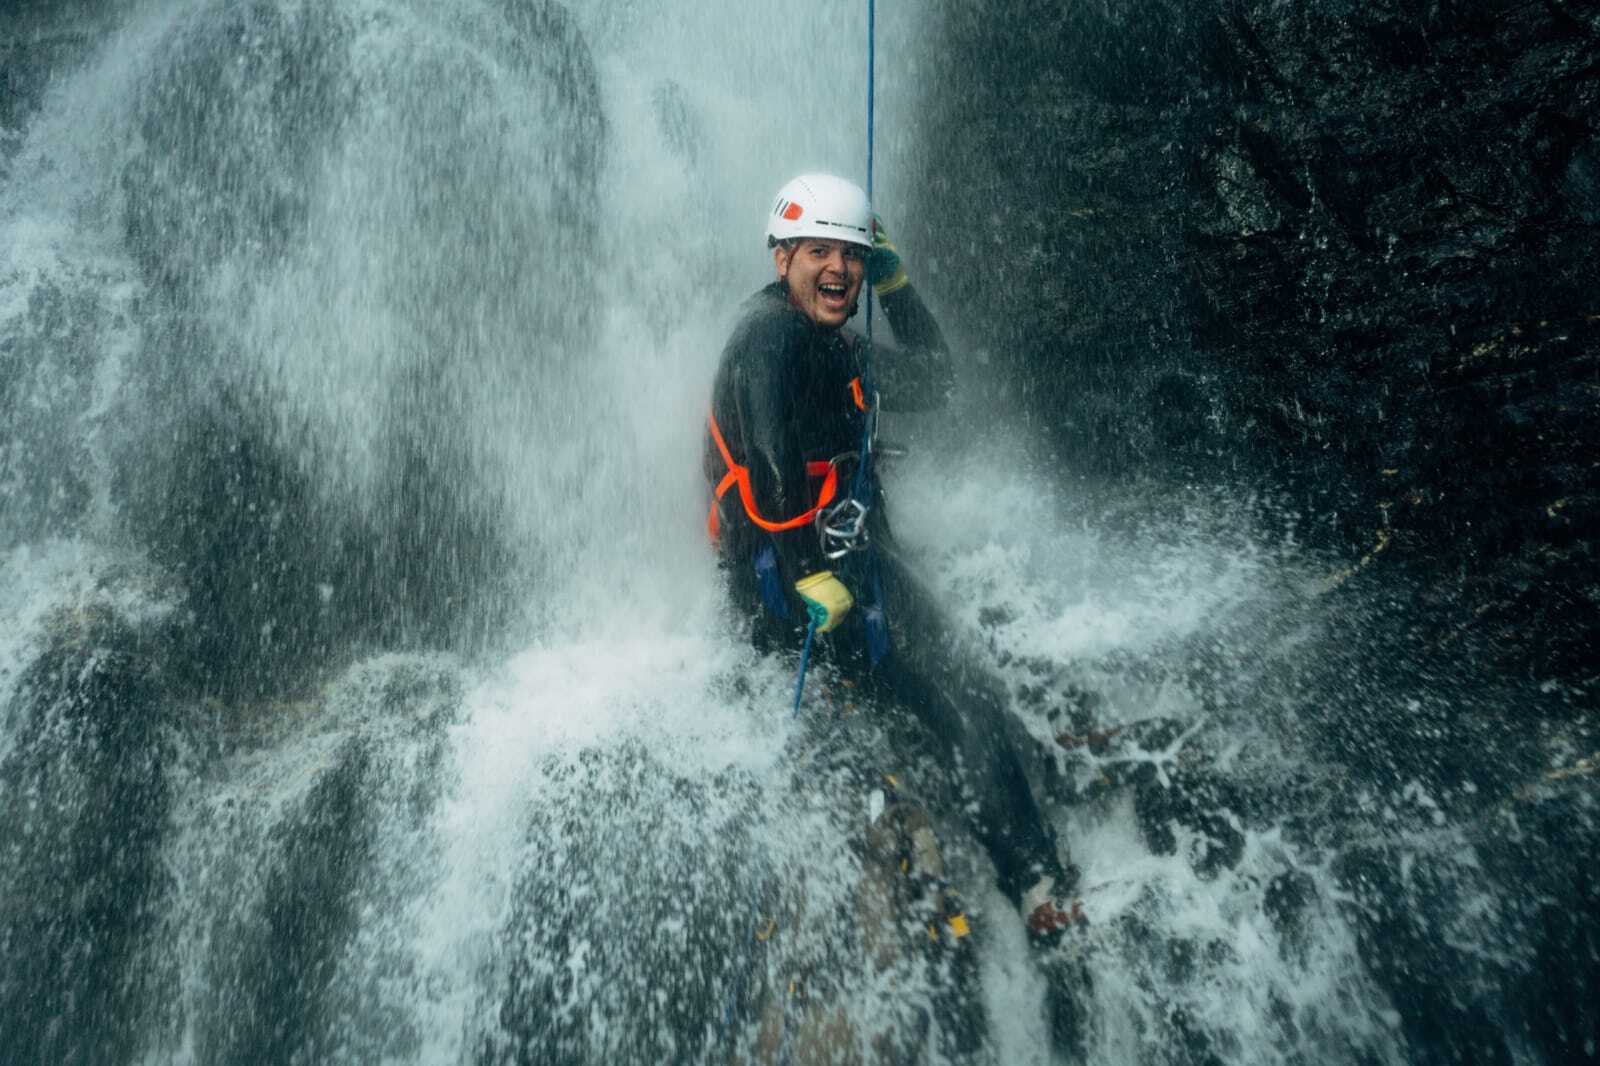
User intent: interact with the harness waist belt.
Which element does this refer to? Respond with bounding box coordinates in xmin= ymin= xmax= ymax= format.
xmin=707 ymin=409 xmax=840 ymax=541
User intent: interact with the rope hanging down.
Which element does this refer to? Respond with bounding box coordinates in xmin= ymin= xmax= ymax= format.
xmin=865 ymin=0 xmax=876 ymax=346
xmin=847 ymin=0 xmax=879 ymax=510
xmin=793 ymin=0 xmax=876 ymax=718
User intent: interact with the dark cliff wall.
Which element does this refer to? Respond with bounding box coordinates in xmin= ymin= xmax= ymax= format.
xmin=909 ymin=13 xmax=1599 ymax=1060
xmin=912 ymin=0 xmax=1600 ymax=686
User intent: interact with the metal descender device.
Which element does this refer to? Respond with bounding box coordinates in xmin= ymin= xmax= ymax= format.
xmin=814 ymin=394 xmax=907 ymax=561
xmin=816 ymin=494 xmax=870 ymax=560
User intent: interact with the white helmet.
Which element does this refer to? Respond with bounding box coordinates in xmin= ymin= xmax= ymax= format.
xmin=765 ymin=173 xmax=872 ymax=249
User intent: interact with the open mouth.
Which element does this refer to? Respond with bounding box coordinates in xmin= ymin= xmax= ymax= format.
xmin=818 ymin=282 xmax=848 ymax=301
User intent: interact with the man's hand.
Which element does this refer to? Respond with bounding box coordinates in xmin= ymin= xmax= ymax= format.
xmin=868 ymin=215 xmax=908 ymax=296
xmin=795 ymin=571 xmax=854 ymax=633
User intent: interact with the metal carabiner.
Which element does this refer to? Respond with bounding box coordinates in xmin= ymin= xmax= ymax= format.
xmin=816 ymin=496 xmax=870 ymax=560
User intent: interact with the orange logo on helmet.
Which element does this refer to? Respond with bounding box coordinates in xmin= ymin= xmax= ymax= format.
xmin=782 ymin=201 xmax=804 ymax=221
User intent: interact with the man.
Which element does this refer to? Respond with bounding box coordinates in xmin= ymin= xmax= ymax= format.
xmin=704 ymin=173 xmax=1084 ymax=941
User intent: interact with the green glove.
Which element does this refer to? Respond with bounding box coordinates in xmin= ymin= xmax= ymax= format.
xmin=868 ymin=215 xmax=908 ymax=296
xmin=795 ymin=571 xmax=854 ymax=634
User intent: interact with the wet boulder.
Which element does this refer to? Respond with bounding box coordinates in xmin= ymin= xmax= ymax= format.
xmin=482 ymin=732 xmax=989 ymax=1066
xmin=188 ymin=656 xmax=462 ymax=1063
xmin=0 ymin=606 xmax=180 ymax=1065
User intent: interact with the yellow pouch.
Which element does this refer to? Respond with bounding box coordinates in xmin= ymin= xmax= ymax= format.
xmin=794 ymin=571 xmax=854 ymax=633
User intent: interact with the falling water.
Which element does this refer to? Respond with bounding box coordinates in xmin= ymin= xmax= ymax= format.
xmin=2 ymin=1 xmax=1593 ymax=1064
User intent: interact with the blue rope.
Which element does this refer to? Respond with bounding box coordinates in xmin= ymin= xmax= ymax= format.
xmin=855 ymin=0 xmax=878 ymax=504
xmin=793 ymin=0 xmax=875 ymax=722
xmin=790 ymin=617 xmax=819 ymax=718
xmin=865 ymin=0 xmax=876 ymax=348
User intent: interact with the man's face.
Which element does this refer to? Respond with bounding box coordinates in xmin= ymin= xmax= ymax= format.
xmin=774 ymin=238 xmax=866 ymax=329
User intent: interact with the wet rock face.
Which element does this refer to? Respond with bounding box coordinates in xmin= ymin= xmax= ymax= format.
xmin=1333 ymin=780 xmax=1600 ymax=1066
xmin=143 ymin=657 xmax=461 ymax=1064
xmin=0 ymin=609 xmax=179 ymax=1065
xmin=0 ymin=278 xmax=106 ymax=544
xmin=195 ymin=738 xmax=382 ymax=1064
xmin=917 ymin=0 xmax=1600 ymax=682
xmin=130 ymin=379 xmax=519 ymax=698
xmin=484 ymin=735 xmax=987 ymax=1066
xmin=917 ymin=6 xmax=1599 ymax=1059
xmin=485 ymin=745 xmax=775 ymax=1066
xmin=5 ymin=0 xmax=607 ymax=693
xmin=0 ymin=13 xmax=131 ymax=546
xmin=120 ymin=1 xmax=352 ymax=294
xmin=107 ymin=0 xmax=605 ymax=696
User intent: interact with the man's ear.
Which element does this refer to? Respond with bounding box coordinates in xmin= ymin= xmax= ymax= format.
xmin=773 ymin=243 xmax=791 ymax=281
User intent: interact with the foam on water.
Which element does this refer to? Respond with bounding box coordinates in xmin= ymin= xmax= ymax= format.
xmin=883 ymin=430 xmax=1409 ymax=1062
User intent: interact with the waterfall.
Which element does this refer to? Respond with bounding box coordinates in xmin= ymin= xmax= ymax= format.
xmin=3 ymin=1 xmax=1593 ymax=1064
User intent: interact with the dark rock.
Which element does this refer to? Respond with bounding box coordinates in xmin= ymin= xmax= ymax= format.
xmin=0 ymin=607 xmax=180 ymax=1065
xmin=482 ymin=735 xmax=988 ymax=1065
xmin=916 ymin=0 xmax=1600 ymax=688
xmin=1262 ymin=869 xmax=1318 ymax=944
xmin=914 ymin=11 xmax=1600 ymax=1057
xmin=1479 ymin=783 xmax=1600 ymax=1063
xmin=482 ymin=744 xmax=778 ymax=1066
xmin=105 ymin=0 xmax=606 ymax=698
xmin=1334 ymin=843 xmax=1512 ymax=1066
xmin=126 ymin=382 xmax=519 ymax=698
xmin=1041 ymin=951 xmax=1095 ymax=1062
xmin=0 ymin=6 xmax=126 ymax=182
xmin=196 ymin=737 xmax=380 ymax=1064
xmin=0 ymin=277 xmax=102 ymax=544
xmin=1130 ymin=763 xmax=1248 ymax=878
xmin=191 ymin=657 xmax=460 ymax=1063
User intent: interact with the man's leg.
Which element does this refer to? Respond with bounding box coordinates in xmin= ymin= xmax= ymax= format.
xmin=859 ymin=550 xmax=1070 ymax=907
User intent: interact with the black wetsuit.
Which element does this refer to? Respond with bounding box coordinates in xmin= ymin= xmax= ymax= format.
xmin=706 ymin=281 xmax=1068 ymax=906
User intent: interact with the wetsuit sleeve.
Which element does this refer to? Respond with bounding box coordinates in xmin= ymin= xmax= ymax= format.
xmin=730 ymin=319 xmax=826 ymax=581
xmin=870 ymin=283 xmax=954 ymax=412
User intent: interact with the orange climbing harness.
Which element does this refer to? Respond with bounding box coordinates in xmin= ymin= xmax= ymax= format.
xmin=706 ymin=377 xmax=870 ymax=543
xmin=706 ymin=413 xmax=839 ymax=541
